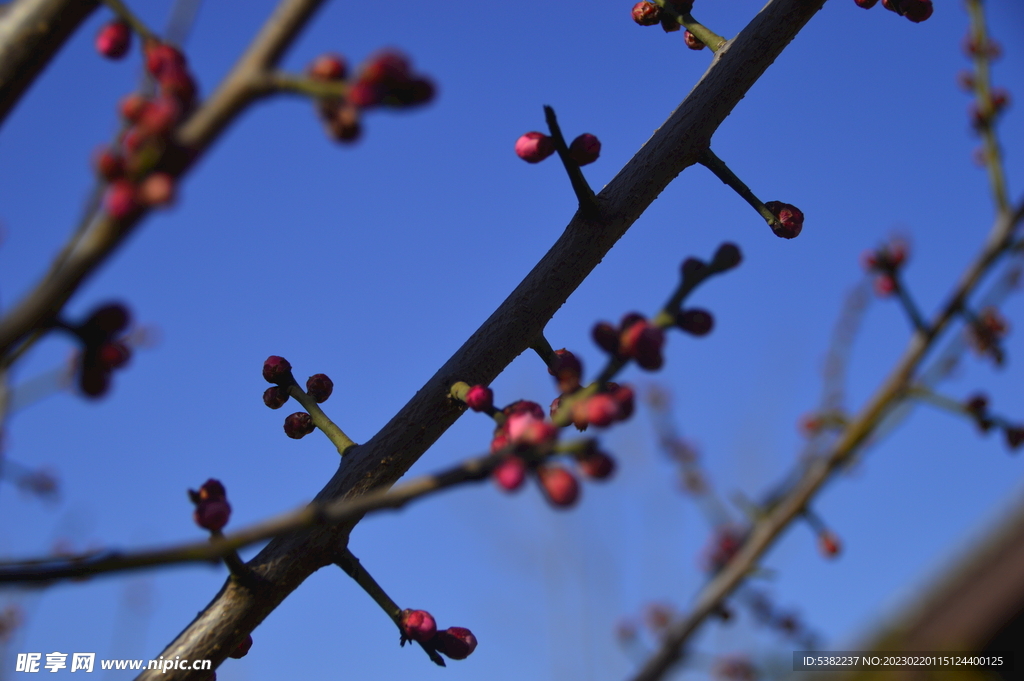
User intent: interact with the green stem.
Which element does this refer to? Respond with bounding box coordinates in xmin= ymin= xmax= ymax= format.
xmin=101 ymin=0 xmax=157 ymax=42
xmin=530 ymin=334 xmax=557 ymax=368
xmin=698 ymin=149 xmax=777 ymax=229
xmin=265 ymin=71 xmax=347 ymax=99
xmin=543 ymin=105 xmax=599 ymax=217
xmin=650 ymin=1 xmax=727 ymax=53
xmin=286 ymin=384 xmax=356 ymax=456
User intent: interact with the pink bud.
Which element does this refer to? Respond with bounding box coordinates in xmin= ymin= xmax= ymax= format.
xmin=765 ymin=201 xmax=804 ymax=239
xmin=506 ymin=412 xmax=557 ymax=446
xmin=145 ymin=43 xmax=187 ymax=80
xmin=138 ymin=173 xmax=175 ymax=207
xmin=584 ymin=394 xmax=620 ymax=428
xmin=873 ymin=274 xmax=896 ymax=297
xmin=568 ymin=133 xmax=601 ymax=166
xmin=104 ymin=180 xmax=138 ymax=219
xmin=818 ymin=531 xmax=841 ymax=558
xmin=262 ymin=356 xmax=293 ymax=384
xmin=435 ymin=627 xmax=477 ymax=660
xmin=465 ymin=385 xmax=494 ymax=412
xmin=515 ymin=132 xmax=555 ymax=163
xmin=400 ymin=609 xmax=437 ymax=644
xmin=308 ymin=53 xmax=347 ymax=81
xmin=620 ymin=321 xmax=665 ymax=371
xmin=284 ymin=412 xmax=314 ymax=439
xmin=93 ymin=148 xmax=124 ymax=181
xmin=683 ymin=30 xmax=705 ymax=50
xmin=96 ymin=20 xmax=131 ymax=60
xmin=119 ymin=94 xmax=149 ymax=122
xmin=631 ymin=1 xmax=661 ymax=25
xmin=537 ymin=466 xmax=579 ymax=508
xmin=493 ymin=456 xmax=527 ymax=491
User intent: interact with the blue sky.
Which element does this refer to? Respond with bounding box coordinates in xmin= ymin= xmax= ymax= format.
xmin=0 ymin=0 xmax=1023 ymax=679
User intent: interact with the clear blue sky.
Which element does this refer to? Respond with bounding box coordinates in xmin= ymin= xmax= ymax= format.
xmin=0 ymin=0 xmax=1023 ymax=679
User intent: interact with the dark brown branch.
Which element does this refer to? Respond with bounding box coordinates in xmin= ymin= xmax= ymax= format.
xmin=134 ymin=1 xmax=829 ymax=678
xmin=0 ymin=0 xmax=101 ymax=129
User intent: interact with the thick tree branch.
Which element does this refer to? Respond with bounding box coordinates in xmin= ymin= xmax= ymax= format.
xmin=135 ymin=0 xmax=829 ymax=678
xmin=0 ymin=0 xmax=101 ymax=129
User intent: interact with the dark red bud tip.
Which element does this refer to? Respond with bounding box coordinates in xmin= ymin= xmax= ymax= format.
xmin=620 ymin=321 xmax=665 ymax=371
xmin=579 ymin=451 xmax=616 ymax=480
xmin=262 ymin=355 xmax=293 ymax=384
xmin=308 ymin=53 xmax=347 ymax=81
xmin=568 ymin=133 xmax=601 ymax=166
xmin=105 ymin=180 xmax=138 ymax=220
xmin=96 ymin=20 xmax=131 ymax=60
xmin=903 ymin=0 xmax=932 ymax=22
xmin=284 ymin=412 xmax=314 ymax=439
xmin=592 ymin=322 xmax=620 ymax=355
xmin=465 ymin=384 xmax=494 ymax=412
xmin=549 ymin=349 xmax=583 ymax=393
xmin=86 ymin=303 xmax=131 ymax=335
xmin=683 ymin=30 xmax=705 ymax=50
xmin=1005 ymin=426 xmax=1024 ymax=451
xmin=854 ymin=0 xmax=879 ymax=7
xmin=676 ymin=309 xmax=714 ymax=336
xmin=660 ymin=15 xmax=681 ymax=32
xmin=306 ymin=374 xmax=334 ymax=403
xmin=263 ymin=386 xmax=290 ymax=409
xmin=228 ymin=634 xmax=253 ymax=659
xmin=537 ymin=466 xmax=579 ymax=508
xmin=818 ymin=531 xmax=841 ymax=558
xmin=712 ymin=243 xmax=742 ymax=271
xmin=631 ymin=1 xmax=661 ymax=25
xmin=435 ymin=627 xmax=477 ymax=660
xmin=94 ymin=148 xmax=124 ymax=181
xmin=493 ymin=456 xmax=527 ymax=491
xmin=190 ymin=480 xmax=230 ymax=532
xmin=79 ymin=367 xmax=111 ymax=398
xmin=681 ymin=257 xmax=707 ymax=281
xmin=400 ymin=609 xmax=437 ymax=644
xmin=96 ymin=341 xmax=131 ymax=370
xmin=765 ymin=201 xmax=804 ymax=239
xmin=515 ymin=132 xmax=555 ymax=163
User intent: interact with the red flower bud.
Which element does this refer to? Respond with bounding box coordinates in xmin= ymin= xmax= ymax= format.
xmin=96 ymin=20 xmax=131 ymax=60
xmin=493 ymin=455 xmax=527 ymax=491
xmin=435 ymin=627 xmax=477 ymax=660
xmin=591 ymin=322 xmax=620 ymax=355
xmin=263 ymin=386 xmax=290 ymax=409
xmin=400 ymin=609 xmax=437 ymax=644
xmin=229 ymin=634 xmax=252 ymax=659
xmin=620 ymin=321 xmax=665 ymax=371
xmin=308 ymin=53 xmax=347 ymax=81
xmin=284 ymin=412 xmax=314 ymax=439
xmin=119 ymin=94 xmax=149 ymax=122
xmin=145 ymin=43 xmax=187 ymax=81
xmin=676 ymin=309 xmax=714 ymax=336
xmin=873 ymin=274 xmax=896 ymax=297
xmin=105 ymin=180 xmax=138 ymax=220
xmin=854 ymin=0 xmax=878 ymax=7
xmin=631 ymin=1 xmax=661 ymax=26
xmin=683 ymin=30 xmax=705 ymax=50
xmin=583 ymin=393 xmax=620 ymax=428
xmin=190 ymin=479 xmax=230 ymax=532
xmin=138 ymin=173 xmax=175 ymax=207
xmin=818 ymin=531 xmax=841 ymax=558
xmin=549 ymin=349 xmax=583 ymax=393
xmin=96 ymin=341 xmax=131 ymax=370
xmin=765 ymin=201 xmax=804 ymax=239
xmin=262 ymin=356 xmax=293 ymax=384
xmin=568 ymin=133 xmax=601 ymax=166
xmin=465 ymin=384 xmax=494 ymax=412
xmin=537 ymin=466 xmax=579 ymax=508
xmin=306 ymin=374 xmax=334 ymax=403
xmin=578 ymin=450 xmax=616 ymax=480
xmin=93 ymin=148 xmax=124 ymax=181
xmin=712 ymin=242 xmax=742 ymax=271
xmin=515 ymin=132 xmax=555 ymax=163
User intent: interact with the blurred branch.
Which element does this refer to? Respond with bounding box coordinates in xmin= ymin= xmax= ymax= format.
xmin=0 ymin=0 xmax=101 ymax=129
xmin=629 ymin=197 xmax=1024 ymax=681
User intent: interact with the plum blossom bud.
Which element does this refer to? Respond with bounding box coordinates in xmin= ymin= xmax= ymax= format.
xmin=94 ymin=148 xmax=124 ymax=181
xmin=583 ymin=393 xmax=620 ymax=428
xmin=284 ymin=412 xmax=314 ymax=439
xmin=631 ymin=1 xmax=661 ymax=25
xmin=902 ymin=0 xmax=932 ymax=22
xmin=263 ymin=386 xmax=290 ymax=409
xmin=765 ymin=201 xmax=804 ymax=239
xmin=105 ymin=180 xmax=138 ymax=219
xmin=435 ymin=627 xmax=477 ymax=660
xmin=712 ymin=243 xmax=742 ymax=271
xmin=515 ymin=132 xmax=555 ymax=163
xmin=138 ymin=173 xmax=175 ymax=207
xmin=818 ymin=531 xmax=841 ymax=558
xmin=537 ymin=466 xmax=579 ymax=508
xmin=854 ymin=0 xmax=879 ymax=7
xmin=549 ymin=349 xmax=583 ymax=393
xmin=568 ymin=134 xmax=601 ymax=166
xmin=229 ymin=634 xmax=253 ymax=659
xmin=676 ymin=309 xmax=714 ymax=336
xmin=681 ymin=257 xmax=707 ymax=281
xmin=96 ymin=20 xmax=131 ymax=60
xmin=189 ymin=479 xmax=231 ymax=532
xmin=465 ymin=385 xmax=494 ymax=412
xmin=578 ymin=450 xmax=616 ymax=480
xmin=493 ymin=456 xmax=527 ymax=491
xmin=308 ymin=53 xmax=347 ymax=81
xmin=591 ymin=322 xmax=620 ymax=355
xmin=683 ymin=30 xmax=705 ymax=50
xmin=507 ymin=412 xmax=557 ymax=447
xmin=306 ymin=374 xmax=334 ymax=403
xmin=400 ymin=609 xmax=437 ymax=644
xmin=620 ymin=320 xmax=665 ymax=371
xmin=263 ymin=356 xmax=293 ymax=384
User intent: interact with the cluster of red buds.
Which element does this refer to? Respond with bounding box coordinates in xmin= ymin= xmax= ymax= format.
xmin=312 ymin=51 xmax=434 ymax=143
xmin=514 ymin=132 xmax=601 ymax=165
xmin=94 ymin=40 xmax=198 ymax=218
xmin=764 ymin=201 xmax=804 ymax=239
xmin=861 ymin=237 xmax=909 ymax=297
xmin=630 ymin=1 xmax=695 ymax=34
xmin=262 ymin=356 xmax=334 ymax=439
xmin=67 ymin=303 xmax=133 ymax=398
xmin=966 ymin=307 xmax=1009 ymax=365
xmin=189 ymin=479 xmax=231 ymax=533
xmin=964 ymin=394 xmax=1024 ymax=450
xmin=593 ymin=313 xmax=666 ymax=370
xmin=399 ymin=610 xmax=477 ymax=661
xmin=854 ymin=0 xmax=932 ymax=23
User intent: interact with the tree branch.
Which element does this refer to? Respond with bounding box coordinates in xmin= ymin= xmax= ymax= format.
xmin=133 ymin=1 xmax=830 ymax=678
